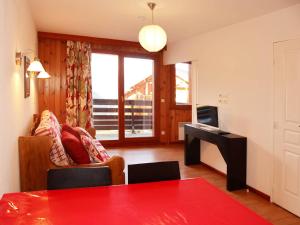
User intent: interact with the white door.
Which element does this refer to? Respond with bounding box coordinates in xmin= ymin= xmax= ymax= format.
xmin=273 ymin=38 xmax=300 ymax=217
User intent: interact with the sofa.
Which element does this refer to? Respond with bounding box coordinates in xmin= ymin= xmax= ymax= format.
xmin=19 ymin=110 xmax=125 ymax=192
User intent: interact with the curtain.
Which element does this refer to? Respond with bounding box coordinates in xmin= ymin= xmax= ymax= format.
xmin=66 ymin=41 xmax=92 ymax=129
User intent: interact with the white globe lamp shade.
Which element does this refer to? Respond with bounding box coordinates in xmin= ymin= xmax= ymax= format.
xmin=37 ymin=71 xmax=51 ymax=79
xmin=27 ymin=58 xmax=45 ymax=73
xmin=139 ymin=25 xmax=167 ymax=52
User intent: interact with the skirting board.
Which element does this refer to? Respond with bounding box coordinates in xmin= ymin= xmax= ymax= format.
xmin=200 ymin=162 xmax=270 ymax=201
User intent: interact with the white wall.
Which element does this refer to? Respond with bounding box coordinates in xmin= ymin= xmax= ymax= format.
xmin=0 ymin=0 xmax=37 ymax=195
xmin=165 ymin=4 xmax=300 ymax=195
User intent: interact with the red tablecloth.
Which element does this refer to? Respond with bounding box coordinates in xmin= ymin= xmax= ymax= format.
xmin=0 ymin=178 xmax=272 ymax=225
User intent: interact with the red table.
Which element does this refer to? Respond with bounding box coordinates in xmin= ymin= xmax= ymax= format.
xmin=0 ymin=178 xmax=272 ymax=225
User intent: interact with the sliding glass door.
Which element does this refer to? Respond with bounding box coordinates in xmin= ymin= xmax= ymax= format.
xmin=124 ymin=57 xmax=154 ymax=138
xmin=91 ymin=53 xmax=119 ymax=140
xmin=91 ymin=53 xmax=156 ymax=142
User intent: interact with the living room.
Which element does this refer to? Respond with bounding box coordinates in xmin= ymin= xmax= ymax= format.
xmin=1 ymin=0 xmax=300 ymax=224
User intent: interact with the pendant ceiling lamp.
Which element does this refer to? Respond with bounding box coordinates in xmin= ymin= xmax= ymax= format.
xmin=139 ymin=2 xmax=167 ymax=52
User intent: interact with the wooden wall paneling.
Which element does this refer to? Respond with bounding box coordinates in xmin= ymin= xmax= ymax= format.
xmin=170 ymin=109 xmax=192 ymax=142
xmin=54 ymin=40 xmax=61 ymax=119
xmin=44 ymin=39 xmax=51 ymax=113
xmin=159 ymin=63 xmax=192 ymax=143
xmin=60 ymin=41 xmax=67 ymax=122
xmin=39 ymin=32 xmax=144 ymax=50
xmin=154 ymin=53 xmax=162 ymax=141
xmin=49 ymin=40 xmax=55 ymax=114
xmin=159 ymin=65 xmax=166 ymax=143
xmin=159 ymin=65 xmax=171 ymax=143
xmin=38 ymin=39 xmax=46 ymax=113
xmin=37 ymin=32 xmax=192 ymax=144
xmin=170 ymin=110 xmax=177 ymax=142
xmin=38 ymin=38 xmax=67 ymax=123
xmin=165 ymin=66 xmax=172 ymax=142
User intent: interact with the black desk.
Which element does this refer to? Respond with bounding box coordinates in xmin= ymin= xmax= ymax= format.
xmin=184 ymin=124 xmax=247 ymax=191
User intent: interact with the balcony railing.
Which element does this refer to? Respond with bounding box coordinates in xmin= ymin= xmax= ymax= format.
xmin=93 ymin=99 xmax=153 ymax=133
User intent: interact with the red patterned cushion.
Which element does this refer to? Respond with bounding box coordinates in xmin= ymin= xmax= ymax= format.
xmin=61 ymin=131 xmax=91 ymax=164
xmin=35 ymin=110 xmax=70 ymax=166
xmin=62 ymin=124 xmax=81 ymax=140
xmin=93 ymin=139 xmax=110 ymax=161
xmin=81 ymin=135 xmax=110 ymax=163
xmin=50 ymin=112 xmax=61 ymax=137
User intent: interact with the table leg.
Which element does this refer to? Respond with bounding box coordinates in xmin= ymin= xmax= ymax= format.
xmin=226 ymin=141 xmax=247 ymax=191
xmin=184 ymin=134 xmax=201 ymax=165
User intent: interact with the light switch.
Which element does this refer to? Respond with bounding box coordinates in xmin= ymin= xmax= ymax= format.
xmin=218 ymin=94 xmax=229 ymax=104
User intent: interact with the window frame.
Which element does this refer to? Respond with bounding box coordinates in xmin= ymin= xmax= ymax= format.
xmin=170 ymin=62 xmax=192 ymax=110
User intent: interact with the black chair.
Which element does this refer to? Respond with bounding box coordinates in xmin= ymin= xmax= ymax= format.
xmin=47 ymin=167 xmax=112 ymax=190
xmin=128 ymin=161 xmax=180 ymax=184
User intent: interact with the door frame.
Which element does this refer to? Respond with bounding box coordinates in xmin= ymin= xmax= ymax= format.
xmin=91 ymin=49 xmax=161 ymax=146
xmin=271 ymin=40 xmax=281 ymax=203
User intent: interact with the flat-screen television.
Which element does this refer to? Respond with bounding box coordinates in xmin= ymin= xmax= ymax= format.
xmin=197 ymin=106 xmax=218 ymax=127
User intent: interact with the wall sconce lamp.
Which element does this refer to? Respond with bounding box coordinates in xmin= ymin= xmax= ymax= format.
xmin=15 ymin=51 xmax=50 ymax=78
xmin=27 ymin=57 xmax=45 ymax=73
xmin=15 ymin=52 xmax=23 ymax=65
xmin=37 ymin=71 xmax=51 ymax=79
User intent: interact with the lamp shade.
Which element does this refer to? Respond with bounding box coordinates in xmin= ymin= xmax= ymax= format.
xmin=37 ymin=71 xmax=50 ymax=79
xmin=27 ymin=59 xmax=45 ymax=72
xmin=139 ymin=25 xmax=167 ymax=52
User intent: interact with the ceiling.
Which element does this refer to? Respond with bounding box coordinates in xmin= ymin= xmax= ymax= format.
xmin=28 ymin=0 xmax=300 ymax=43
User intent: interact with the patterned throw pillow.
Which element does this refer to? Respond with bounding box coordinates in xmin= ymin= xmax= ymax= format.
xmin=74 ymin=127 xmax=93 ymax=139
xmin=50 ymin=112 xmax=62 ymax=137
xmin=35 ymin=110 xmax=70 ymax=166
xmin=81 ymin=135 xmax=110 ymax=163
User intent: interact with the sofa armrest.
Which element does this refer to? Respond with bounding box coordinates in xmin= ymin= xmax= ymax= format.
xmin=95 ymin=155 xmax=125 ymax=185
xmin=19 ymin=136 xmax=53 ymax=191
xmin=66 ymin=156 xmax=125 ymax=185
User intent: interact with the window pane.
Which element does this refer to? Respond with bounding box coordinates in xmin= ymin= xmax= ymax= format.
xmin=175 ymin=63 xmax=190 ymax=104
xmin=91 ymin=53 xmax=119 ymax=140
xmin=124 ymin=57 xmax=154 ymax=138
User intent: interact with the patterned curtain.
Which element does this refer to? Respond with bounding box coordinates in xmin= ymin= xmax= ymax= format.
xmin=66 ymin=41 xmax=92 ymax=129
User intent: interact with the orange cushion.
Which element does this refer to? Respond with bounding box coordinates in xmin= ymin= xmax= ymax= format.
xmin=61 ymin=131 xmax=91 ymax=164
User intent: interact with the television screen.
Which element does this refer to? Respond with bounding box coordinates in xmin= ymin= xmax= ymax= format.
xmin=197 ymin=106 xmax=219 ymax=127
